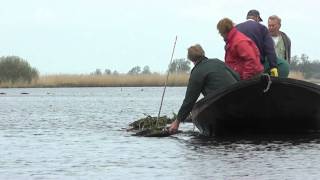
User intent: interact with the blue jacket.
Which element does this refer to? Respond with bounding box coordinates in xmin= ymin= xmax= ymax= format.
xmin=236 ymin=20 xmax=277 ymax=69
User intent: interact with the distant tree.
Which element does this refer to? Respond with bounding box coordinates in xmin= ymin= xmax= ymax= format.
xmin=113 ymin=70 xmax=119 ymax=75
xmin=0 ymin=56 xmax=39 ymax=83
xmin=128 ymin=66 xmax=141 ymax=75
xmin=93 ymin=69 xmax=102 ymax=75
xmin=290 ymin=55 xmax=299 ymax=72
xmin=141 ymin=65 xmax=151 ymax=74
xmin=168 ymin=58 xmax=191 ymax=73
xmin=289 ymin=54 xmax=320 ymax=79
xmin=104 ymin=69 xmax=111 ymax=75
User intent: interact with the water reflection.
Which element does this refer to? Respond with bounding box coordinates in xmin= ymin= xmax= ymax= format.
xmin=171 ymin=132 xmax=320 ymax=179
xmin=184 ymin=133 xmax=320 ymax=151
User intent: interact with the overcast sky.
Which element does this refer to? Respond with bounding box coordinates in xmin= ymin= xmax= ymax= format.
xmin=0 ymin=0 xmax=319 ymax=74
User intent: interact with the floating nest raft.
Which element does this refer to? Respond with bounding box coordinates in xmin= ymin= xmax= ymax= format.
xmin=128 ymin=114 xmax=180 ymax=137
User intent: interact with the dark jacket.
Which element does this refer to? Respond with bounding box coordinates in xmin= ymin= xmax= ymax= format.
xmin=177 ymin=57 xmax=239 ymax=122
xmin=225 ymin=27 xmax=264 ymax=80
xmin=280 ymin=31 xmax=291 ymax=63
xmin=236 ymin=20 xmax=277 ymax=69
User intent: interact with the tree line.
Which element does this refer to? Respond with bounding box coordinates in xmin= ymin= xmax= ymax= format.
xmin=91 ymin=58 xmax=191 ymax=75
xmin=0 ymin=54 xmax=319 ymax=84
xmin=92 ymin=55 xmax=320 ymax=79
xmin=290 ymin=54 xmax=320 ymax=79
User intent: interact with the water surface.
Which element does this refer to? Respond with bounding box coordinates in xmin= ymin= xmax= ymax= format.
xmin=1 ymin=87 xmax=320 ymax=179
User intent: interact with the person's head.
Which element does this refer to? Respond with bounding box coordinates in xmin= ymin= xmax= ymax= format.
xmin=187 ymin=44 xmax=205 ymax=63
xmin=246 ymin=9 xmax=263 ymax=22
xmin=268 ymin=15 xmax=281 ymax=36
xmin=217 ymin=18 xmax=234 ymax=39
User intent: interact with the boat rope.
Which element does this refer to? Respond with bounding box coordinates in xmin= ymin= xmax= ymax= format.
xmin=262 ymin=74 xmax=272 ymax=93
xmin=156 ymin=36 xmax=178 ymax=128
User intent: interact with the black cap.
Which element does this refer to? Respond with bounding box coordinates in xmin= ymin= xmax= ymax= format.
xmin=247 ymin=9 xmax=263 ymax=22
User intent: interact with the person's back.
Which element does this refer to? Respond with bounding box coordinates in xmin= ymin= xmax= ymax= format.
xmin=225 ymin=27 xmax=263 ymax=80
xmin=236 ymin=10 xmax=278 ymax=75
xmin=172 ymin=44 xmax=239 ymax=129
xmin=190 ymin=57 xmax=239 ymax=96
xmin=237 ymin=20 xmax=267 ymax=59
xmin=217 ymin=18 xmax=263 ymax=80
xmin=237 ymin=20 xmax=277 ymax=69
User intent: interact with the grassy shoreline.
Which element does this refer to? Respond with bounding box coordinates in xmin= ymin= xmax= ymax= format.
xmin=0 ymin=72 xmax=318 ymax=88
xmin=0 ymin=73 xmax=190 ymax=88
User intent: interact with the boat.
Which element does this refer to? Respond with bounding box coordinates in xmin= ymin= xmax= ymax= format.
xmin=191 ymin=76 xmax=320 ymax=136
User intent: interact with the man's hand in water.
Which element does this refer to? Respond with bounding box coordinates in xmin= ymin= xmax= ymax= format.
xmin=168 ymin=119 xmax=180 ymax=134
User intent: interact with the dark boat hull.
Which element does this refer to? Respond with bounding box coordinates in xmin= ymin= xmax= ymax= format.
xmin=191 ymin=77 xmax=320 ymax=136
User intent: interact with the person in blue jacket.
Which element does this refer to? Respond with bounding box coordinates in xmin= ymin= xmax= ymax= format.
xmin=236 ymin=10 xmax=289 ymax=78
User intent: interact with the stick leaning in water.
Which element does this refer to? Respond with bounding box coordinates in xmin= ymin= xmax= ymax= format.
xmin=156 ymin=35 xmax=178 ymax=127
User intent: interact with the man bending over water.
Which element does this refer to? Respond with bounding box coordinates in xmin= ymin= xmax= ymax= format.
xmin=169 ymin=44 xmax=239 ymax=134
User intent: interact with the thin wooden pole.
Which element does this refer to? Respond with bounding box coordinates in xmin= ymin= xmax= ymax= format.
xmin=156 ymin=36 xmax=178 ymax=127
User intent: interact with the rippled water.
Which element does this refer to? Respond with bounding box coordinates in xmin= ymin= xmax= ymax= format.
xmin=1 ymin=87 xmax=320 ymax=179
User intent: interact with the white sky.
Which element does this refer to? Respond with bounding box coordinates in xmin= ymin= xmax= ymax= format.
xmin=0 ymin=0 xmax=319 ymax=74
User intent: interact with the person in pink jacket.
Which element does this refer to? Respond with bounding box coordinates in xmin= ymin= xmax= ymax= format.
xmin=217 ymin=18 xmax=264 ymax=80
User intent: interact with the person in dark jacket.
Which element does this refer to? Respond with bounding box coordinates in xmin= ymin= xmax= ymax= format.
xmin=236 ymin=10 xmax=279 ymax=77
xmin=268 ymin=15 xmax=291 ymax=63
xmin=168 ymin=44 xmax=239 ymax=134
xmin=217 ymin=18 xmax=264 ymax=80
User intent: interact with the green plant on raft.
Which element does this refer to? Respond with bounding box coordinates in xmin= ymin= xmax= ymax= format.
xmin=129 ymin=113 xmax=176 ymax=131
xmin=127 ymin=113 xmax=178 ymax=137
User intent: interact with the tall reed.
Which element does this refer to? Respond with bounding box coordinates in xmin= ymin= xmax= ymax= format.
xmin=0 ymin=73 xmax=190 ymax=88
xmin=288 ymin=71 xmax=304 ymax=80
xmin=0 ymin=71 xmax=316 ymax=88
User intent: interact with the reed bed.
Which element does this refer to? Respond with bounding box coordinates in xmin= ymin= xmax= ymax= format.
xmin=288 ymin=71 xmax=304 ymax=80
xmin=0 ymin=73 xmax=190 ymax=88
xmin=0 ymin=71 xmax=317 ymax=88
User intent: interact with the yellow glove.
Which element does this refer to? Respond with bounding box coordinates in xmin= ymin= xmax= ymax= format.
xmin=270 ymin=68 xmax=279 ymax=77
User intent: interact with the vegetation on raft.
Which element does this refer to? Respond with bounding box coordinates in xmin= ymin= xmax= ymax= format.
xmin=127 ymin=114 xmax=177 ymax=137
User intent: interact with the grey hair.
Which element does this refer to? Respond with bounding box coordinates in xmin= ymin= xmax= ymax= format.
xmin=268 ymin=15 xmax=281 ymax=25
